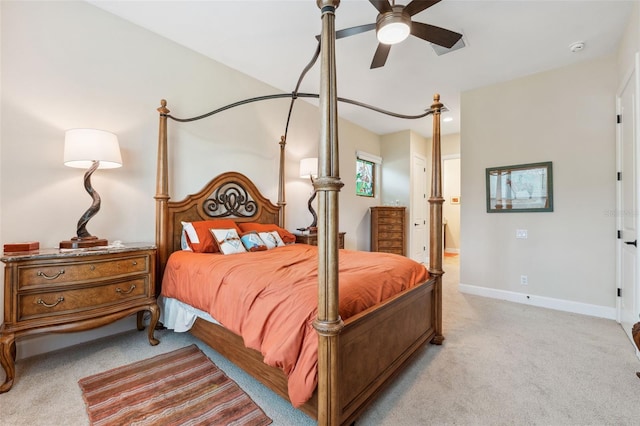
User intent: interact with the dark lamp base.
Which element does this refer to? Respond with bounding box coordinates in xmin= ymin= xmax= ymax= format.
xmin=59 ymin=236 xmax=108 ymax=249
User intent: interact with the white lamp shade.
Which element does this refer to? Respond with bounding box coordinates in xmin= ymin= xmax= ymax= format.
xmin=299 ymin=157 xmax=318 ymax=179
xmin=64 ymin=129 xmax=122 ymax=169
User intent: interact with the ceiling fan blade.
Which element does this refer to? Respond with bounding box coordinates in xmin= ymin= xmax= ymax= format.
xmin=411 ymin=22 xmax=463 ymax=48
xmin=336 ymin=23 xmax=376 ymax=40
xmin=369 ymin=0 xmax=392 ymax=14
xmin=404 ymin=0 xmax=442 ymax=17
xmin=370 ymin=43 xmax=391 ymax=69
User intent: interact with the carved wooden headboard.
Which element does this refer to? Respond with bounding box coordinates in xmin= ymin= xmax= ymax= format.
xmin=164 ymin=171 xmax=281 ymax=255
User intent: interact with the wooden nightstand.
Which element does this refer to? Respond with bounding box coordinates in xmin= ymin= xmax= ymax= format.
xmin=0 ymin=243 xmax=159 ymax=393
xmin=295 ymin=232 xmax=345 ymax=249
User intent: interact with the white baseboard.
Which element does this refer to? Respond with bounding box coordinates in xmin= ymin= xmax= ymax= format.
xmin=458 ymin=283 xmax=616 ymax=320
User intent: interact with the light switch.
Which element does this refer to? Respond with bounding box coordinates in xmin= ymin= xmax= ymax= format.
xmin=516 ymin=229 xmax=528 ymax=239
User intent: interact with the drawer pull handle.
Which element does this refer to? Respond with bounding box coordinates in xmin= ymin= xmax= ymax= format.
xmin=37 ymin=269 xmax=65 ymax=280
xmin=132 ymin=261 xmax=138 ymax=266
xmin=116 ymin=284 xmax=136 ymax=295
xmin=36 ymin=296 xmax=64 ymax=308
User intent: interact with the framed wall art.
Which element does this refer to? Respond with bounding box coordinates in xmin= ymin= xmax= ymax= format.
xmin=486 ymin=161 xmax=553 ymax=213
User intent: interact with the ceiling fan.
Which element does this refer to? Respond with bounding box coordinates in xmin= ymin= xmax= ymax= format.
xmin=336 ymin=0 xmax=463 ymax=69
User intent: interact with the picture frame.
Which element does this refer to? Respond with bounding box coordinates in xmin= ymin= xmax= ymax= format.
xmin=486 ymin=161 xmax=553 ymax=213
xmin=356 ymin=158 xmax=375 ymax=197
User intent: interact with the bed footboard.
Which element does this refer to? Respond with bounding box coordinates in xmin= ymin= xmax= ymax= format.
xmin=188 ymin=277 xmax=435 ymax=425
xmin=338 ymin=277 xmax=435 ymax=424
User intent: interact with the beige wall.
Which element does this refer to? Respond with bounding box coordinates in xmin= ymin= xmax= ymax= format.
xmin=617 ymin=2 xmax=639 ymax=82
xmin=380 ymin=130 xmax=431 ymax=261
xmin=441 ymin=133 xmax=461 ymax=157
xmin=459 ymin=2 xmax=639 ymax=320
xmin=0 ymin=1 xmax=381 ymax=357
xmin=460 ymin=55 xmax=618 ymax=318
xmin=380 ymin=130 xmax=411 ymax=206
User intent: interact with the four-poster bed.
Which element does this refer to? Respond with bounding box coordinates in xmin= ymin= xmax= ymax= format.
xmin=154 ymin=2 xmax=445 ymax=425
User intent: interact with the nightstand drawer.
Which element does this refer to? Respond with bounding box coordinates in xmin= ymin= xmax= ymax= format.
xmin=18 ymin=277 xmax=148 ymax=320
xmin=295 ymin=232 xmax=345 ymax=249
xmin=17 ymin=255 xmax=149 ymax=289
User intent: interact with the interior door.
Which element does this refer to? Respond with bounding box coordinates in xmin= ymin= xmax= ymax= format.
xmin=617 ymin=53 xmax=640 ymax=347
xmin=411 ymin=154 xmax=427 ymax=263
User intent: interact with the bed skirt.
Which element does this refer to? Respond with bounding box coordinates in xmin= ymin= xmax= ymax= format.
xmin=159 ymin=296 xmax=220 ymax=332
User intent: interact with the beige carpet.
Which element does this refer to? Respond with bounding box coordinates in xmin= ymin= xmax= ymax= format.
xmin=1 ymin=257 xmax=640 ymax=425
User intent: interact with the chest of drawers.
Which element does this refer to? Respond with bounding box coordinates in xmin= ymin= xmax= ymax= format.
xmin=0 ymin=244 xmax=159 ymax=393
xmin=370 ymin=206 xmax=406 ymax=256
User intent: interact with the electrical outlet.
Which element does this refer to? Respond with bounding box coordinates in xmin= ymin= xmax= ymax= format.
xmin=520 ymin=275 xmax=528 ymax=285
xmin=516 ymin=229 xmax=528 ymax=239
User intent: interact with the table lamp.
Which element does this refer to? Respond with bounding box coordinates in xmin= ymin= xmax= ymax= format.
xmin=60 ymin=129 xmax=122 ymax=249
xmin=299 ymin=157 xmax=318 ymax=231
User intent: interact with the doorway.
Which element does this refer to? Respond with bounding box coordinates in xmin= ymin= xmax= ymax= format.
xmin=443 ymin=155 xmax=461 ymax=255
xmin=616 ymin=52 xmax=640 ymax=348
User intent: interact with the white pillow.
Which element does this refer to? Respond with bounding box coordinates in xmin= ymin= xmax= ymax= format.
xmin=258 ymin=231 xmax=285 ymax=249
xmin=180 ymin=221 xmax=196 ymax=251
xmin=181 ymin=221 xmax=199 ymax=243
xmin=210 ymin=228 xmax=247 ymax=255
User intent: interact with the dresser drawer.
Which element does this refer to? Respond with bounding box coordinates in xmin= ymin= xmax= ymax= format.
xmin=376 ymin=210 xmax=404 ymax=218
xmin=17 ymin=255 xmax=149 ymax=289
xmin=378 ymin=225 xmax=404 ymax=238
xmin=377 ymin=248 xmax=404 ymax=255
xmin=376 ymin=239 xmax=404 ymax=249
xmin=18 ymin=277 xmax=149 ymax=320
xmin=376 ymin=217 xmax=404 ymax=227
xmin=377 ymin=236 xmax=404 ymax=246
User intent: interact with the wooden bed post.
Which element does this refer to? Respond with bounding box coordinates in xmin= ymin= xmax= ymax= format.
xmin=315 ymin=1 xmax=344 ymax=425
xmin=278 ymin=135 xmax=286 ymax=228
xmin=155 ymin=100 xmax=170 ymax=294
xmin=429 ymin=94 xmax=445 ymax=345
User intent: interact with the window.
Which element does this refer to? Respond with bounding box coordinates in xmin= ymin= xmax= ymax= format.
xmin=356 ymin=158 xmax=375 ymax=197
xmin=355 ymin=151 xmax=382 ymax=198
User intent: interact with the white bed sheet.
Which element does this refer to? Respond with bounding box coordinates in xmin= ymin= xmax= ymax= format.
xmin=159 ymin=295 xmax=220 ymax=332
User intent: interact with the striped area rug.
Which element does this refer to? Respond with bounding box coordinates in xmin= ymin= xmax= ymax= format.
xmin=78 ymin=344 xmax=272 ymax=426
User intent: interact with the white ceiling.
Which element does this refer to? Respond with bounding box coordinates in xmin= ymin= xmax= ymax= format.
xmin=88 ymin=0 xmax=635 ymax=137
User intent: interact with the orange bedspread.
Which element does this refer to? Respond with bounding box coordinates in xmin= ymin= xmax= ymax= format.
xmin=161 ymin=244 xmax=429 ymax=407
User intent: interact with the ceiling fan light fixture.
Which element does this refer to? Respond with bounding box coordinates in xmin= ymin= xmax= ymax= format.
xmin=376 ymin=7 xmax=411 ymax=45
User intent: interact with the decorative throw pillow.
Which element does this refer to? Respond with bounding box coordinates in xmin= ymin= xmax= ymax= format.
xmin=237 ymin=222 xmax=296 ymax=244
xmin=180 ymin=229 xmax=192 ymax=251
xmin=258 ymin=231 xmax=286 ymax=249
xmin=240 ymin=231 xmax=268 ymax=252
xmin=210 ymin=228 xmax=247 ymax=255
xmin=181 ymin=219 xmax=241 ymax=253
